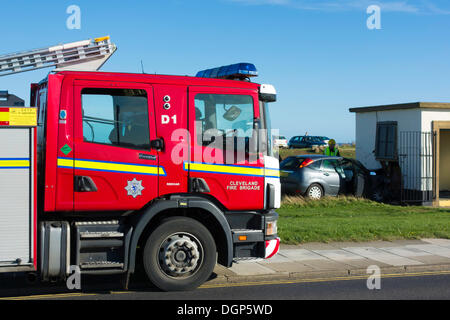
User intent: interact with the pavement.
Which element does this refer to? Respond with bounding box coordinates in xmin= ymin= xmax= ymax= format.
xmin=208 ymin=238 xmax=450 ymax=285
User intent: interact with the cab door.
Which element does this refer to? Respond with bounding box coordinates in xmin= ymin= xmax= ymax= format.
xmin=72 ymin=81 xmax=160 ymax=211
xmin=187 ymin=86 xmax=264 ymax=210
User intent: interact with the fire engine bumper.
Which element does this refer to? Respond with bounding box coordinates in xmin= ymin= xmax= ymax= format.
xmin=227 ymin=210 xmax=280 ymax=261
xmin=265 ymin=237 xmax=281 ymax=259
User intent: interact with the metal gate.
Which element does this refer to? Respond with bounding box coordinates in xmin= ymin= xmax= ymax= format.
xmin=399 ymin=131 xmax=435 ymax=203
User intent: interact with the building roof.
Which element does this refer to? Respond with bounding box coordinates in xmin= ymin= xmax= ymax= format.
xmin=349 ymin=102 xmax=450 ymax=113
xmin=0 ymin=91 xmax=24 ymax=107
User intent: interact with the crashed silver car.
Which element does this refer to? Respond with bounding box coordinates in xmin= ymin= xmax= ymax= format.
xmin=280 ymin=155 xmax=383 ymax=200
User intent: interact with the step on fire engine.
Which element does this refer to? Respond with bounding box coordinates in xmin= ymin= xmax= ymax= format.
xmin=0 ymin=36 xmax=280 ymax=291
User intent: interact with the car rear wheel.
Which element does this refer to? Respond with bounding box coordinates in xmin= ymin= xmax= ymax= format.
xmin=306 ymin=183 xmax=323 ymax=200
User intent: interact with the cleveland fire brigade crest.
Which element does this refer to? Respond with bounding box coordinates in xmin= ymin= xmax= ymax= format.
xmin=125 ymin=178 xmax=145 ymax=198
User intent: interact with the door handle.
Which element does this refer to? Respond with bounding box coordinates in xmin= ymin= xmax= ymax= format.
xmin=323 ymin=172 xmax=330 ymax=176
xmin=74 ymin=176 xmax=98 ymax=192
xmin=139 ymin=153 xmax=157 ymax=161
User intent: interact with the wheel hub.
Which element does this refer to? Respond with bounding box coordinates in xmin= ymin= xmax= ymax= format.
xmin=159 ymin=233 xmax=202 ymax=276
xmin=309 ymin=186 xmax=322 ymax=199
xmin=175 ymin=250 xmax=186 ymax=262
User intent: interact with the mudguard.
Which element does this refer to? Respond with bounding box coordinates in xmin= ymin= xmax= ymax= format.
xmin=128 ymin=196 xmax=234 ymax=272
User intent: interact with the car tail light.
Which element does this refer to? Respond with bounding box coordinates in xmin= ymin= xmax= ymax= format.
xmin=299 ymin=158 xmax=313 ymax=168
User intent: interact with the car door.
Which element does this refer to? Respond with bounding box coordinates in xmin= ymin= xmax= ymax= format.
xmin=280 ymin=157 xmax=301 ymax=193
xmin=303 ymin=137 xmax=312 ymax=148
xmin=296 ymin=137 xmax=305 ymax=148
xmin=320 ymin=159 xmax=341 ymax=195
xmin=289 ymin=137 xmax=298 ymax=148
xmin=349 ymin=159 xmax=367 ymax=197
xmin=339 ymin=159 xmax=354 ymax=182
xmin=72 ymin=81 xmax=160 ymax=211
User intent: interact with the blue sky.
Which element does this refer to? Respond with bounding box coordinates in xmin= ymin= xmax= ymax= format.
xmin=1 ymin=0 xmax=450 ymax=142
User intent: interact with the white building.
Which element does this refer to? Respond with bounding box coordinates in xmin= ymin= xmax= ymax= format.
xmin=350 ymin=102 xmax=450 ymax=207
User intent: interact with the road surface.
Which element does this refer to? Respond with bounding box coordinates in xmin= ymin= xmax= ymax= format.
xmin=1 ymin=271 xmax=449 ymax=300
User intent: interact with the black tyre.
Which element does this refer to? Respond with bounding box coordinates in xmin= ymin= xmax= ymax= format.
xmin=143 ymin=217 xmax=216 ymax=291
xmin=305 ymin=183 xmax=323 ymax=200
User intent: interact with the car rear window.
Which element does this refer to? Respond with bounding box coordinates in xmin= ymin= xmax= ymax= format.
xmin=280 ymin=157 xmax=300 ymax=170
xmin=309 ymin=160 xmax=321 ymax=170
xmin=281 ymin=157 xmax=322 ymax=170
xmin=298 ymin=158 xmax=321 ymax=170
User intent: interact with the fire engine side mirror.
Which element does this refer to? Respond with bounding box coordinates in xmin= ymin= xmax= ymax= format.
xmin=259 ymin=84 xmax=277 ymax=102
xmin=150 ymin=138 xmax=165 ymax=151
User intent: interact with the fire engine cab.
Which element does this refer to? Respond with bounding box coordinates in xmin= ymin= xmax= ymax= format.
xmin=0 ymin=36 xmax=280 ymax=291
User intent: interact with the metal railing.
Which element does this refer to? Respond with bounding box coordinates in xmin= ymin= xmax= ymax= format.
xmin=399 ymin=131 xmax=435 ymax=203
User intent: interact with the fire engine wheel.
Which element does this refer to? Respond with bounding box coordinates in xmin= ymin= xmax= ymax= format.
xmin=306 ymin=183 xmax=323 ymax=200
xmin=143 ymin=216 xmax=216 ymax=291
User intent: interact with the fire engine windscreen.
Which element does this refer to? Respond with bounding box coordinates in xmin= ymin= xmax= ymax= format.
xmin=194 ymin=94 xmax=255 ymax=150
xmin=81 ymin=88 xmax=150 ymax=150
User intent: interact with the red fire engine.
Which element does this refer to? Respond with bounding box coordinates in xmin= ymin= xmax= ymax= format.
xmin=0 ymin=36 xmax=280 ymax=291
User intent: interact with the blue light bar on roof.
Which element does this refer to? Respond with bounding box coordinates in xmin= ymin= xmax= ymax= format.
xmin=196 ymin=63 xmax=258 ymax=80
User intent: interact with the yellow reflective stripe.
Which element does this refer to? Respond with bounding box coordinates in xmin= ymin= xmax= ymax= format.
xmin=185 ymin=162 xmax=279 ymax=177
xmin=0 ymin=160 xmax=30 ymax=167
xmin=188 ymin=162 xmax=264 ymax=176
xmin=57 ymin=158 xmax=74 ymax=167
xmin=75 ymin=159 xmax=161 ymax=175
xmin=58 ymin=158 xmax=165 ymax=176
xmin=265 ymin=169 xmax=280 ymax=177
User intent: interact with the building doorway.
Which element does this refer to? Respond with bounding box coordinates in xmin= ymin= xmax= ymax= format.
xmin=439 ymin=129 xmax=450 ymax=205
xmin=433 ymin=122 xmax=450 ymax=207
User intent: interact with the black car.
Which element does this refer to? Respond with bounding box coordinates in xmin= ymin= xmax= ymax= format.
xmin=280 ymin=155 xmax=384 ymax=200
xmin=288 ymin=136 xmax=328 ymax=149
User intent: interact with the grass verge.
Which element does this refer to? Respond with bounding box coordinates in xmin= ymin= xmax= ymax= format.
xmin=278 ymin=195 xmax=450 ymax=244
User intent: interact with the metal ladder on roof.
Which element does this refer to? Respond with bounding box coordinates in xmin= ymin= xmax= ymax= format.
xmin=0 ymin=36 xmax=117 ymax=77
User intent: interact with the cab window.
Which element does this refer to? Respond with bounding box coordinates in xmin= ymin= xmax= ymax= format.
xmin=37 ymin=90 xmax=47 ymax=126
xmin=194 ymin=94 xmax=254 ymax=146
xmin=81 ymin=88 xmax=150 ymax=150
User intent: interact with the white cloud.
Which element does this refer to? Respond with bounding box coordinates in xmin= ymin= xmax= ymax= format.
xmin=420 ymin=0 xmax=450 ymax=14
xmin=228 ymin=0 xmax=449 ymax=14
